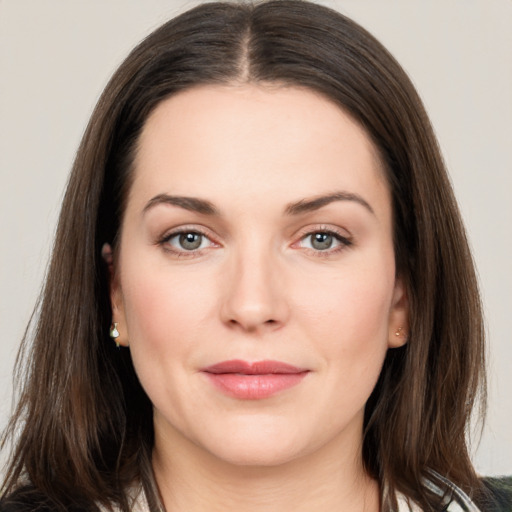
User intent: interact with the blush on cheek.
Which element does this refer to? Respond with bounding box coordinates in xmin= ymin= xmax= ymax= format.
xmin=330 ymin=273 xmax=392 ymax=336
xmin=123 ymin=269 xmax=215 ymax=351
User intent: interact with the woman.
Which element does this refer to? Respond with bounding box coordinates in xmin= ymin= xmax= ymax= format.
xmin=1 ymin=1 xmax=510 ymax=511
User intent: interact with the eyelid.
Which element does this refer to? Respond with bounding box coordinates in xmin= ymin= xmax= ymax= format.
xmin=155 ymin=223 xmax=352 ymax=258
xmin=292 ymin=224 xmax=353 ymax=254
xmin=157 ymin=225 xmax=221 ymax=256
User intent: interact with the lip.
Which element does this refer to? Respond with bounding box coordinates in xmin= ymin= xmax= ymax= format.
xmin=201 ymin=359 xmax=309 ymax=400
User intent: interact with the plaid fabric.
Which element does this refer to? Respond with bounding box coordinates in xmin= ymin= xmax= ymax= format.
xmin=397 ymin=474 xmax=512 ymax=511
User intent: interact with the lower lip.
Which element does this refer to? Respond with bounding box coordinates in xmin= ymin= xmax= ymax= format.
xmin=203 ymin=372 xmax=308 ymax=400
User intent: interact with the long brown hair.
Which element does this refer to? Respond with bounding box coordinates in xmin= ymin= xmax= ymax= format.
xmin=1 ymin=1 xmax=486 ymax=510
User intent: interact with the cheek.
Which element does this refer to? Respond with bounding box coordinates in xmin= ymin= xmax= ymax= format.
xmin=118 ymin=264 xmax=222 ymax=428
xmin=125 ymin=269 xmax=209 ymax=329
xmin=294 ymin=257 xmax=395 ymax=399
xmin=298 ymin=261 xmax=395 ymax=344
xmin=119 ymin=264 xmax=217 ymax=378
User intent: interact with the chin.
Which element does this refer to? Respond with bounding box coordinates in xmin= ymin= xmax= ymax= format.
xmin=195 ymin=419 xmax=315 ymax=468
xmin=210 ymin=441 xmax=305 ymax=468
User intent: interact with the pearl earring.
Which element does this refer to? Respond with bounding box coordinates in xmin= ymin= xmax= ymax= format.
xmin=109 ymin=322 xmax=120 ymax=348
xmin=395 ymin=326 xmax=407 ymax=340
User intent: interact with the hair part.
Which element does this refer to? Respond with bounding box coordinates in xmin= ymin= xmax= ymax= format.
xmin=2 ymin=2 xmax=486 ymax=511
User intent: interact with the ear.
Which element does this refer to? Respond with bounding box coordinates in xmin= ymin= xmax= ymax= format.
xmin=387 ymin=275 xmax=409 ymax=348
xmin=102 ymin=243 xmax=129 ymax=347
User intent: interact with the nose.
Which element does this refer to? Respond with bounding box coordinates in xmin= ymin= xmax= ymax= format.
xmin=220 ymin=245 xmax=289 ymax=333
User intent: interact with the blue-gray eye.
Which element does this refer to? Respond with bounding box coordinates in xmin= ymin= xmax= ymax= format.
xmin=178 ymin=232 xmax=203 ymax=250
xmin=310 ymin=232 xmax=335 ymax=250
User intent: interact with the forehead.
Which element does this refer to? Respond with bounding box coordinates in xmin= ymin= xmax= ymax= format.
xmin=129 ymin=84 xmax=389 ymax=216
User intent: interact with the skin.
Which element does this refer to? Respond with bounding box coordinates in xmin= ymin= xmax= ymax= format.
xmin=109 ymin=84 xmax=408 ymax=512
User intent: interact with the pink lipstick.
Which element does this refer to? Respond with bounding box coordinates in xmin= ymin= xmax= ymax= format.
xmin=201 ymin=360 xmax=309 ymax=400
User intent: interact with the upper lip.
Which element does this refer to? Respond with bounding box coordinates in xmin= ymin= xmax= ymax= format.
xmin=202 ymin=359 xmax=307 ymax=375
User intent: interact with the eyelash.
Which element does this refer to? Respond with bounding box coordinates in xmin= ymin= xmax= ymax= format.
xmin=295 ymin=226 xmax=353 ymax=257
xmin=157 ymin=226 xmax=353 ymax=258
xmin=157 ymin=226 xmax=217 ymax=258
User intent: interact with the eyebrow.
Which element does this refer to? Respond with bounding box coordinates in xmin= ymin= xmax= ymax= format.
xmin=285 ymin=191 xmax=374 ymax=216
xmin=143 ymin=194 xmax=219 ymax=216
xmin=143 ymin=190 xmax=374 ymax=217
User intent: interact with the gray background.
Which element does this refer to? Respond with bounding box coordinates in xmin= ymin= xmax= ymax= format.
xmin=1 ymin=0 xmax=511 ymax=475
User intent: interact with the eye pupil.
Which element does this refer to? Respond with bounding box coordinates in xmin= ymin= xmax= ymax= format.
xmin=311 ymin=232 xmax=333 ymax=250
xmin=179 ymin=233 xmax=202 ymax=250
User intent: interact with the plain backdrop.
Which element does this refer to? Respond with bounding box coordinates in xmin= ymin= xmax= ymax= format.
xmin=1 ymin=0 xmax=511 ymax=476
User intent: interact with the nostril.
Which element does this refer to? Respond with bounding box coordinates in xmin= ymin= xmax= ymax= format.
xmin=227 ymin=317 xmax=279 ymax=332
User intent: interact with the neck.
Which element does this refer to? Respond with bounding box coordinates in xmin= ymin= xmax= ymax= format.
xmin=152 ymin=428 xmax=380 ymax=512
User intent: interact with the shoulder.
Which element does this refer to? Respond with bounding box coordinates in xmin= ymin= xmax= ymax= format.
xmin=0 ymin=487 xmax=98 ymax=512
xmin=475 ymin=476 xmax=512 ymax=511
xmin=0 ymin=488 xmax=51 ymax=512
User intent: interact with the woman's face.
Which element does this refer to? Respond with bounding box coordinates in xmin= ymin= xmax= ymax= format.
xmin=111 ymin=84 xmax=408 ymax=467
